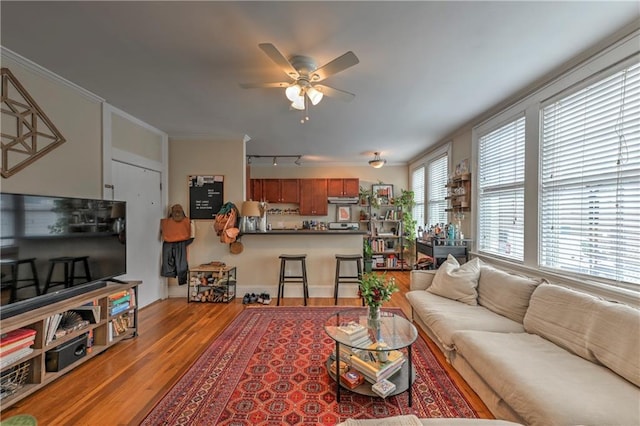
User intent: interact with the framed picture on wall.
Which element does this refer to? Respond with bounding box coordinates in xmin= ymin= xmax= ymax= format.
xmin=372 ymin=184 xmax=393 ymax=206
xmin=336 ymin=205 xmax=352 ymax=222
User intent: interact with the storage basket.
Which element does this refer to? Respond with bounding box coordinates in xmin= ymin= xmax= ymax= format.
xmin=0 ymin=361 xmax=30 ymax=400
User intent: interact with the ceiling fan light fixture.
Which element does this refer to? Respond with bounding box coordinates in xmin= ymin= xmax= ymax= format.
xmin=290 ymin=96 xmax=305 ymax=110
xmin=285 ymin=84 xmax=302 ymax=102
xmin=368 ymin=152 xmax=387 ymax=168
xmin=306 ymin=86 xmax=323 ymax=105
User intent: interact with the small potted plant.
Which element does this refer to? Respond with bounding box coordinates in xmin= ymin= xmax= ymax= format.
xmin=358 ymin=272 xmax=399 ymax=325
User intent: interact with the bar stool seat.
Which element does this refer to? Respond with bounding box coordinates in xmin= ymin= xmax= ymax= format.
xmin=0 ymin=258 xmax=40 ymax=303
xmin=334 ymin=254 xmax=364 ymax=305
xmin=43 ymin=256 xmax=92 ymax=294
xmin=277 ymin=254 xmax=309 ymax=306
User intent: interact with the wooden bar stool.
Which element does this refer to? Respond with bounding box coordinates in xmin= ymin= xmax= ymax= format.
xmin=277 ymin=254 xmax=309 ymax=306
xmin=0 ymin=258 xmax=40 ymax=303
xmin=43 ymin=256 xmax=92 ymax=293
xmin=334 ymin=254 xmax=364 ymax=305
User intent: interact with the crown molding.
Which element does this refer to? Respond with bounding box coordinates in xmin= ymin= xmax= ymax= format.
xmin=1 ymin=46 xmax=104 ymax=103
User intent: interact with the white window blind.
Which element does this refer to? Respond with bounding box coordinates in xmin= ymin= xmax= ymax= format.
xmin=478 ymin=116 xmax=525 ymax=260
xmin=540 ymin=62 xmax=640 ymax=286
xmin=427 ymin=154 xmax=448 ymax=226
xmin=411 ymin=166 xmax=425 ymax=228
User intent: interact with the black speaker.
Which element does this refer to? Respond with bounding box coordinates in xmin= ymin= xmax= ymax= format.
xmin=45 ymin=333 xmax=88 ymax=372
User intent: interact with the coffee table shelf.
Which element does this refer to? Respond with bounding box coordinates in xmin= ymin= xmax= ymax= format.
xmin=324 ymin=308 xmax=418 ymax=405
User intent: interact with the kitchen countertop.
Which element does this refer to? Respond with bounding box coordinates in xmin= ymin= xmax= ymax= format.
xmin=242 ymin=229 xmax=367 ymax=235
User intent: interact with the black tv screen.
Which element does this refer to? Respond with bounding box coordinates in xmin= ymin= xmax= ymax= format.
xmin=0 ymin=193 xmax=126 ymax=319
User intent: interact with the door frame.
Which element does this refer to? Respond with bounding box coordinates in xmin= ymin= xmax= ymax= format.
xmin=101 ymin=102 xmax=169 ymax=297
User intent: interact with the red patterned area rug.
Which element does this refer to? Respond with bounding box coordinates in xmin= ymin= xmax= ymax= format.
xmin=141 ymin=306 xmax=479 ymax=425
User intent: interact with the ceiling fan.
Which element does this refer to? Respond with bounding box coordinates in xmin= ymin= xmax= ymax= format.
xmin=240 ymin=43 xmax=359 ymax=120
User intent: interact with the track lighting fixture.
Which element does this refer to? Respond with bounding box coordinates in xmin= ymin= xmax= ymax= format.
xmin=246 ymin=155 xmax=303 ymax=166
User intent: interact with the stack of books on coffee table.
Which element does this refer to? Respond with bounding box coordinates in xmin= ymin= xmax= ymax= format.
xmin=348 ymin=344 xmax=405 ymax=384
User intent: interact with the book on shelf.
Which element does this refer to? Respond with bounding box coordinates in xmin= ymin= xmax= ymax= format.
xmin=0 ymin=328 xmax=36 ymax=355
xmin=108 ymin=290 xmax=129 ymax=301
xmin=0 ymin=347 xmax=34 ymax=369
xmin=0 ymin=328 xmax=36 ymax=347
xmin=110 ymin=302 xmax=131 ymax=317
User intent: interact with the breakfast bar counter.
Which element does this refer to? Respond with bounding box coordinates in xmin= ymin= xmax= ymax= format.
xmin=239 ymin=231 xmax=366 ymax=298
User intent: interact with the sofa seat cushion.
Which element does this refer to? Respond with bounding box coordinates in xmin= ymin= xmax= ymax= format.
xmin=406 ymin=290 xmax=524 ymax=351
xmin=452 ymin=330 xmax=640 ymax=426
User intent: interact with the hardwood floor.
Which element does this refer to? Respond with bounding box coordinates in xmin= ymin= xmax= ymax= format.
xmin=1 ymin=271 xmax=492 ymax=425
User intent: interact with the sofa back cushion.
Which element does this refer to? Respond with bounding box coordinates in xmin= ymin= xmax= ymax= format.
xmin=427 ymin=255 xmax=480 ymax=305
xmin=589 ymin=300 xmax=640 ymax=387
xmin=524 ymin=283 xmax=640 ymax=386
xmin=524 ymin=283 xmax=599 ymax=362
xmin=477 ymin=265 xmax=542 ymax=323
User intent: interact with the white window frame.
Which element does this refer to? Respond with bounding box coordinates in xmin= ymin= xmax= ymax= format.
xmin=427 ymin=152 xmax=449 ymax=227
xmin=471 ymin=30 xmax=639 ymax=299
xmin=476 ymin=115 xmax=526 ymax=262
xmin=539 ymin=60 xmax=640 ymax=288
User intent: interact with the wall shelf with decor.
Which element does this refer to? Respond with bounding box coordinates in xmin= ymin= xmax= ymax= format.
xmin=445 ymin=173 xmax=471 ymax=213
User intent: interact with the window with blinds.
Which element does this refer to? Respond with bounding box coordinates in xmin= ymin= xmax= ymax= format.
xmin=478 ymin=116 xmax=525 ymax=261
xmin=411 ymin=166 xmax=425 ymax=229
xmin=540 ymin=62 xmax=640 ymax=286
xmin=427 ymin=154 xmax=448 ymax=226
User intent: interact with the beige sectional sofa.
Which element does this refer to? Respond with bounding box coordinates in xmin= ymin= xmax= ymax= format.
xmin=406 ymin=255 xmax=640 ymax=426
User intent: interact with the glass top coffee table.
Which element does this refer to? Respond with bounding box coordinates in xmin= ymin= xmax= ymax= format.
xmin=324 ymin=308 xmax=418 ymax=405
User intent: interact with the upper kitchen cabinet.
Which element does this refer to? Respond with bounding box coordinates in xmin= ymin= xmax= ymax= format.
xmin=327 ymin=178 xmax=359 ymax=197
xmin=299 ymin=179 xmax=328 ymax=216
xmin=250 ymin=179 xmax=263 ymax=201
xmin=255 ymin=179 xmax=300 ymax=203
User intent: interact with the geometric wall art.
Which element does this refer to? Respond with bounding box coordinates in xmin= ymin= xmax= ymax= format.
xmin=1 ymin=67 xmax=66 ymax=178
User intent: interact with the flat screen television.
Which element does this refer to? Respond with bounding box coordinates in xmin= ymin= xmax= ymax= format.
xmin=0 ymin=192 xmax=127 ymax=319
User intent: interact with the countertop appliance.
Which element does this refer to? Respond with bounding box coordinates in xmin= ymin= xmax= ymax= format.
xmin=328 ymin=222 xmax=360 ymax=230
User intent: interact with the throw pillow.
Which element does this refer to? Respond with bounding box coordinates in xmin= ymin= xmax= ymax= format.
xmin=427 ymin=254 xmax=481 ymax=305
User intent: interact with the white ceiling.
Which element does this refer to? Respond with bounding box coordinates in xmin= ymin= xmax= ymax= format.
xmin=1 ymin=2 xmax=638 ymax=167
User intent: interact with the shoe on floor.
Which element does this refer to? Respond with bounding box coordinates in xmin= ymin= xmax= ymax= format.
xmin=262 ymin=293 xmax=271 ymax=305
xmin=249 ymin=293 xmax=258 ymax=303
xmin=242 ymin=293 xmax=250 ymax=304
xmin=257 ymin=293 xmax=264 ymax=304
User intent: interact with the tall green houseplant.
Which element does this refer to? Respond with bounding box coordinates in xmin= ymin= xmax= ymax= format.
xmin=394 ymin=189 xmax=416 ymax=266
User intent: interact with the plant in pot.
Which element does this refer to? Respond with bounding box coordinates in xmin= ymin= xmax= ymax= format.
xmin=393 ymin=189 xmax=417 ymax=266
xmin=358 ymin=272 xmax=399 ymax=325
xmin=363 ymin=239 xmax=374 ymax=272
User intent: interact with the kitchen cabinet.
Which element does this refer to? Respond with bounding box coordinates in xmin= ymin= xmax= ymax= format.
xmin=256 ymin=179 xmax=299 ymax=203
xmin=250 ymin=179 xmax=263 ymax=201
xmin=299 ymin=179 xmax=328 ymax=216
xmin=327 ymin=178 xmax=359 ymax=197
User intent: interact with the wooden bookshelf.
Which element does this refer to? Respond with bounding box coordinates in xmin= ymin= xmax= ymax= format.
xmin=0 ymin=280 xmax=140 ymax=410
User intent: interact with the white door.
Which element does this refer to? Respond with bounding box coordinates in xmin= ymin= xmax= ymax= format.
xmin=112 ymin=160 xmax=164 ymax=308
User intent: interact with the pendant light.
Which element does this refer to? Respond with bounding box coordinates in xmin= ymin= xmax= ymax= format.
xmin=368 ymin=152 xmax=387 ymax=168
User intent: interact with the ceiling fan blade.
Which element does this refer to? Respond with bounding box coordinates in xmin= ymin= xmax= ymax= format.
xmin=258 ymin=43 xmax=299 ymax=79
xmin=314 ymin=84 xmax=356 ymax=102
xmin=312 ymin=51 xmax=359 ymax=82
xmin=239 ymin=82 xmax=290 ymax=89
